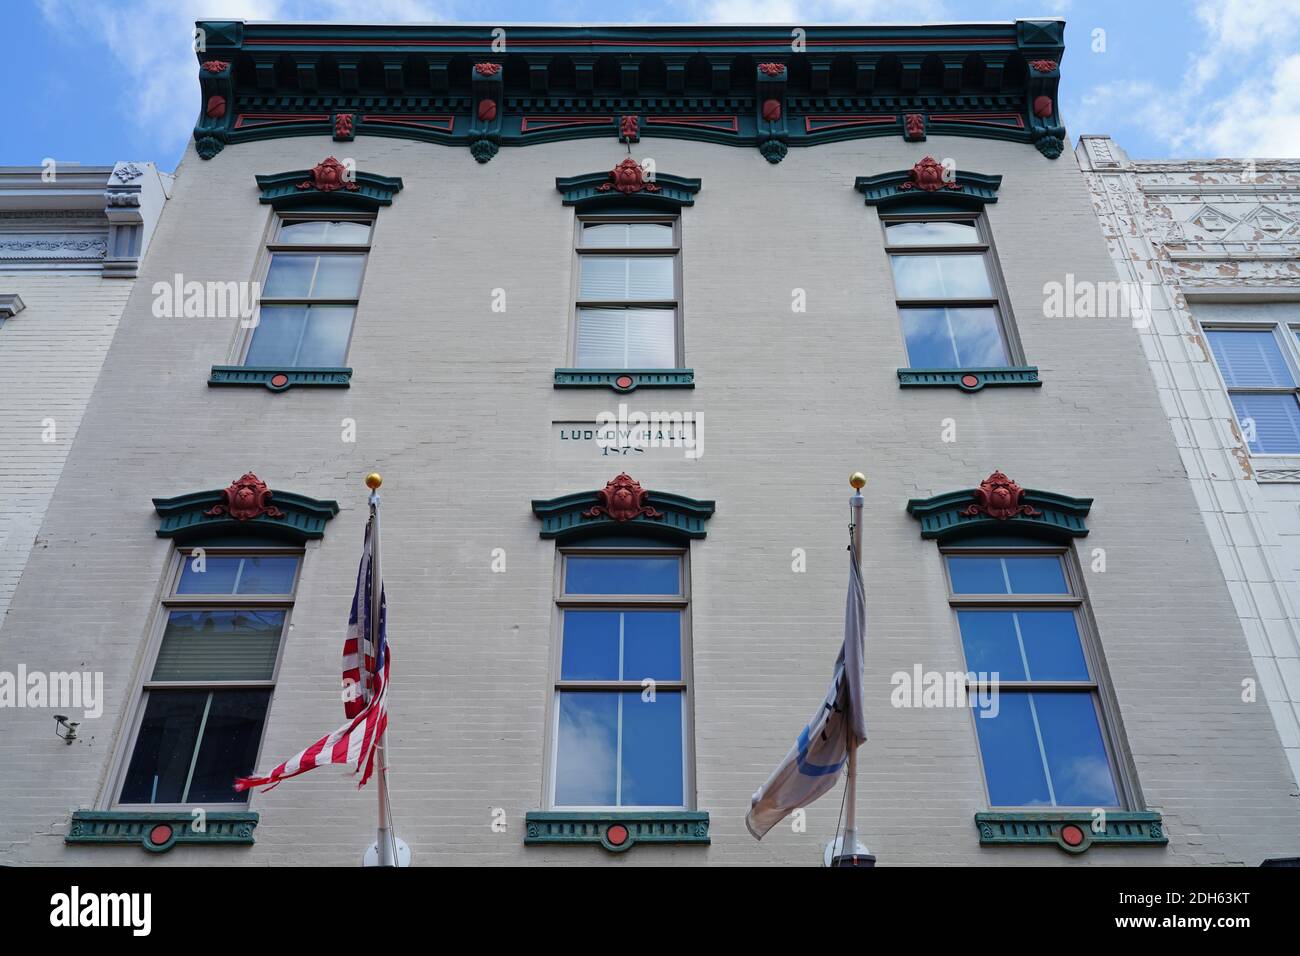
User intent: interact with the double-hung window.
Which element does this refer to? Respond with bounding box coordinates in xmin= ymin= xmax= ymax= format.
xmin=116 ymin=550 xmax=299 ymax=806
xmin=243 ymin=217 xmax=372 ymax=368
xmin=885 ymin=216 xmax=1018 ymax=369
xmin=1205 ymin=326 xmax=1300 ymax=454
xmin=550 ymin=549 xmax=692 ymax=809
xmin=573 ymin=216 xmax=681 ymax=369
xmin=945 ymin=548 xmax=1126 ymax=810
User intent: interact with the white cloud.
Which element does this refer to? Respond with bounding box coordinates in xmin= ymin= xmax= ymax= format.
xmin=1071 ymin=0 xmax=1300 ymax=158
xmin=37 ymin=0 xmax=452 ymax=168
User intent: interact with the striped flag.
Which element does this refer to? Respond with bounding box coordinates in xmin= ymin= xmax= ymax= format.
xmin=235 ymin=521 xmax=390 ymax=793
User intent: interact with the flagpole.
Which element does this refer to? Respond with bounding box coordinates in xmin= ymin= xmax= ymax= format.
xmin=841 ymin=471 xmax=866 ymax=862
xmin=366 ymin=472 xmax=397 ymax=868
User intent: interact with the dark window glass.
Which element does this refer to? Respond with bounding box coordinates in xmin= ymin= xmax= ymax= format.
xmin=119 ymin=689 xmax=271 ymax=804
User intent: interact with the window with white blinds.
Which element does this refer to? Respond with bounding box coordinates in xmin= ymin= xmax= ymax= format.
xmin=1205 ymin=328 xmax=1300 ymax=454
xmin=573 ymin=215 xmax=680 ymax=369
xmin=117 ymin=550 xmax=299 ymax=806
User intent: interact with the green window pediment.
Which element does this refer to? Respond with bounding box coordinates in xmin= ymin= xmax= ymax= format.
xmin=556 ymin=163 xmax=701 ymax=212
xmin=856 ymin=158 xmax=1001 ymax=212
xmin=907 ymin=470 xmax=1090 ymax=544
xmin=532 ymin=472 xmax=714 ymax=544
xmin=153 ymin=472 xmax=339 ymax=544
xmin=256 ymin=158 xmax=403 ymax=212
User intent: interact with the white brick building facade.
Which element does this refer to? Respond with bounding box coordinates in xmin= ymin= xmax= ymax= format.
xmin=0 ymin=23 xmax=1296 ymax=867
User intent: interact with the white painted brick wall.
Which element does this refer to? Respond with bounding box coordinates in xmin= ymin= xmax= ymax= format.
xmin=0 ymin=131 xmax=1296 ymax=866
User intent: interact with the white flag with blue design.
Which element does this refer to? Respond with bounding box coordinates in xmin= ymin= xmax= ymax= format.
xmin=746 ymin=547 xmax=867 ymax=839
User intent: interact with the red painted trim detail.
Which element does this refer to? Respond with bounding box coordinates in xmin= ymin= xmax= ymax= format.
xmin=1060 ymin=825 xmax=1085 ymax=847
xmin=233 ymin=113 xmax=330 ymax=129
xmin=962 ymin=471 xmax=1042 ymax=521
xmin=148 ymin=825 xmax=174 ymax=846
xmin=360 ymin=113 xmax=455 ymax=132
xmin=961 ymin=374 xmax=979 ymax=388
xmin=521 ymin=115 xmax=613 ymax=132
xmin=205 ymin=473 xmax=286 ymax=522
xmin=644 ymin=115 xmax=739 ymax=132
xmin=606 ymin=824 xmax=629 ymax=846
xmin=270 ymin=373 xmax=289 ymax=388
xmin=803 ymin=114 xmax=896 ymax=133
xmin=584 ymin=473 xmax=663 ymax=522
xmin=927 ymin=112 xmax=1025 ymax=129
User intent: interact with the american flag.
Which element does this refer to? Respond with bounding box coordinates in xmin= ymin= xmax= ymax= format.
xmin=234 ymin=520 xmax=390 ymax=793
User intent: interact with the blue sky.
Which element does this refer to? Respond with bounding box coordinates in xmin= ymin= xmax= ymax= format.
xmin=4 ymin=0 xmax=1298 ymax=171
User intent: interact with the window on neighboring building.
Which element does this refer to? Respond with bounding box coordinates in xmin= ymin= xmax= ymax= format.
xmin=944 ymin=548 xmax=1126 ymax=809
xmin=572 ymin=215 xmax=681 ymax=369
xmin=116 ymin=550 xmax=300 ymax=805
xmin=884 ymin=215 xmax=1019 ymax=369
xmin=1205 ymin=327 xmax=1300 ymax=454
xmin=242 ymin=217 xmax=372 ymax=368
xmin=550 ymin=549 xmax=692 ymax=808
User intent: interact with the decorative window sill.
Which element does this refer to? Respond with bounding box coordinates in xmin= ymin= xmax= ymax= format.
xmin=554 ymin=368 xmax=694 ymax=393
xmin=66 ymin=810 xmax=258 ymax=853
xmin=524 ymin=810 xmax=709 ymax=853
xmin=898 ymin=367 xmax=1041 ymax=392
xmin=975 ymin=811 xmax=1166 ymax=854
xmin=209 ymin=366 xmax=352 ymax=391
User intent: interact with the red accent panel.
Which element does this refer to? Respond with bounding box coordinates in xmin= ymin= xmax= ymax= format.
xmin=761 ymin=99 xmax=782 ymax=121
xmin=606 ymin=824 xmax=629 ymax=846
xmin=927 ymin=112 xmax=1025 ymax=129
xmin=644 ymin=115 xmax=739 ymax=132
xmin=961 ymin=374 xmax=979 ymax=388
xmin=360 ymin=113 xmax=455 ymax=133
xmin=1061 ymin=824 xmax=1085 ymax=847
xmin=270 ymin=373 xmax=289 ymax=388
xmin=477 ymin=99 xmax=497 ymax=121
xmin=520 ymin=116 xmax=613 ymax=133
xmin=473 ymin=62 xmax=502 ymax=76
xmin=334 ymin=113 xmax=354 ymax=138
xmin=1029 ymin=59 xmax=1059 ymax=73
xmin=615 ymin=375 xmax=634 ymax=389
xmin=1033 ymin=95 xmax=1054 ymax=118
xmin=206 ymin=95 xmax=227 ymax=119
xmin=803 ymin=114 xmax=895 ymax=133
xmin=233 ymin=113 xmax=329 ymax=129
xmin=148 ymin=825 xmax=174 ymax=846
xmin=200 ymin=60 xmax=230 ymax=73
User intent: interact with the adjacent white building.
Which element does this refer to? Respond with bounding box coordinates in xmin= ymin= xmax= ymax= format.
xmin=1077 ymin=135 xmax=1300 ymax=789
xmin=0 ymin=163 xmax=172 ymax=621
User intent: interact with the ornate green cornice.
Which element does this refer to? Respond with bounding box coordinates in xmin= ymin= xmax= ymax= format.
xmin=907 ymin=470 xmax=1091 ymax=543
xmin=856 ymin=158 xmax=1002 ymax=210
xmin=255 ymin=161 xmax=403 ymax=211
xmin=209 ymin=365 xmax=352 ymax=391
xmin=975 ymin=811 xmax=1166 ymax=854
xmin=533 ymin=473 xmax=714 ymax=543
xmin=191 ymin=20 xmax=1065 ymax=162
xmin=153 ymin=472 xmax=339 ymax=544
xmin=524 ymin=811 xmax=710 ymax=852
xmin=67 ymin=811 xmax=258 ymax=853
xmin=556 ymin=166 xmax=701 ymax=210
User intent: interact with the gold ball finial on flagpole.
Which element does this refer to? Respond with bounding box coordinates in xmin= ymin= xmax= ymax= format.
xmin=849 ymin=472 xmax=867 ymax=490
xmin=365 ymin=472 xmax=383 ymax=490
